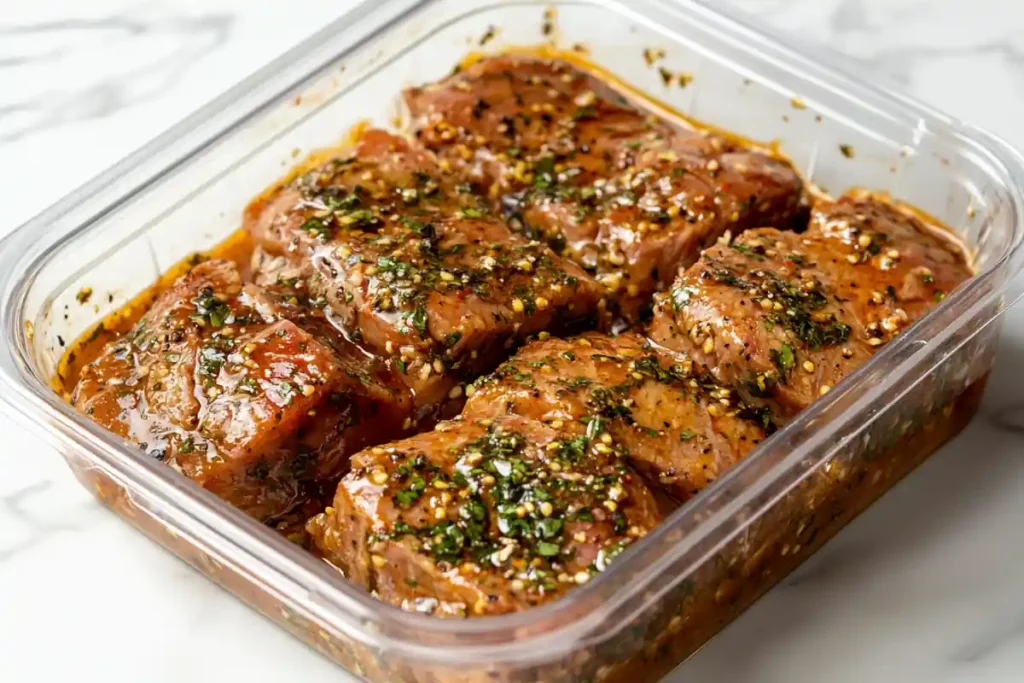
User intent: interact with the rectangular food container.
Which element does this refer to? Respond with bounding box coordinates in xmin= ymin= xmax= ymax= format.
xmin=2 ymin=0 xmax=1023 ymax=680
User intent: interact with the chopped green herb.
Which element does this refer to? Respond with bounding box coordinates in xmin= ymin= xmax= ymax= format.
xmin=770 ymin=343 xmax=796 ymax=374
xmin=533 ymin=156 xmax=556 ymax=189
xmin=238 ymin=377 xmax=259 ymax=395
xmin=535 ymin=517 xmax=563 ymax=539
xmin=191 ymin=289 xmax=231 ymax=328
xmin=670 ymin=285 xmax=696 ymax=310
xmin=572 ymin=106 xmax=597 ymax=121
xmin=335 ymin=209 xmax=378 ymax=230
xmin=731 ymin=242 xmax=764 ymax=259
xmin=564 ymin=376 xmax=592 ymax=390
xmin=400 ymin=216 xmax=425 ymax=231
xmin=584 ymin=416 xmax=607 ymax=440
xmin=409 ymin=305 xmax=428 ymax=336
xmin=300 ymin=217 xmax=332 ymax=240
xmin=377 ymin=255 xmax=412 ymax=278
xmin=395 ymin=474 xmax=426 ymax=507
xmin=198 ymin=345 xmax=227 ymax=379
xmin=558 ymin=435 xmax=588 ymax=461
xmin=536 ymin=541 xmax=561 ymax=557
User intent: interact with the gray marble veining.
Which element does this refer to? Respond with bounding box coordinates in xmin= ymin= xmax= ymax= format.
xmin=0 ymin=13 xmax=232 ymax=142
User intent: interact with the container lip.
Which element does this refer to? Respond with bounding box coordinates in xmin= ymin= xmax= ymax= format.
xmin=1 ymin=0 xmax=1023 ymax=663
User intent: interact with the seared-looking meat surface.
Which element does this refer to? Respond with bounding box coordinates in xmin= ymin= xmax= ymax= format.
xmin=245 ymin=128 xmax=601 ymax=421
xmin=72 ymin=260 xmax=408 ymax=521
xmin=649 ymin=195 xmax=971 ymax=419
xmin=307 ymin=415 xmax=662 ymax=616
xmin=405 ymin=55 xmax=807 ymax=319
xmin=463 ymin=333 xmax=770 ymax=501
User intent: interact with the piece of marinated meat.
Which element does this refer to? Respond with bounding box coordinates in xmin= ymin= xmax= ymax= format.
xmin=72 ymin=260 xmax=409 ymax=522
xmin=649 ymin=228 xmax=866 ymax=419
xmin=245 ymin=128 xmax=602 ymax=422
xmin=809 ymin=194 xmax=972 ymax=325
xmin=309 ymin=210 xmax=601 ymax=418
xmin=245 ymin=128 xmax=465 ymax=274
xmin=462 ymin=333 xmax=770 ymax=501
xmin=405 ymin=55 xmax=807 ymax=321
xmin=238 ymin=278 xmax=413 ymax=450
xmin=648 ymin=195 xmax=971 ymax=419
xmin=404 ymin=55 xmax=670 ymax=196
xmin=307 ymin=414 xmax=662 ymax=617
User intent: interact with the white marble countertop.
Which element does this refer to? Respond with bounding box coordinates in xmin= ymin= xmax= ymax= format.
xmin=3 ymin=1 xmax=1024 ymax=681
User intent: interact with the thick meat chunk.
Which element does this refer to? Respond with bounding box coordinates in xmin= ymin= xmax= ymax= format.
xmin=405 ymin=55 xmax=807 ymax=321
xmin=309 ymin=212 xmax=600 ymax=418
xmin=245 ymin=128 xmax=456 ymax=270
xmin=463 ymin=333 xmax=770 ymax=501
xmin=246 ymin=128 xmax=601 ymax=421
xmin=238 ymin=279 xmax=413 ymax=456
xmin=72 ymin=260 xmax=245 ymax=441
xmin=649 ymin=196 xmax=971 ymax=419
xmin=307 ymin=415 xmax=662 ymax=617
xmin=405 ymin=55 xmax=669 ymax=196
xmin=809 ymin=194 xmax=972 ymax=324
xmin=72 ymin=260 xmax=409 ymax=522
xmin=649 ymin=228 xmax=867 ymax=418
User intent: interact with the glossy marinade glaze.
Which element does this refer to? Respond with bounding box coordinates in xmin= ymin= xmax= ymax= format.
xmin=406 ymin=54 xmax=807 ymax=322
xmin=246 ymin=128 xmax=602 ymax=424
xmin=57 ymin=52 xmax=972 ymax=620
xmin=649 ymin=195 xmax=973 ymax=420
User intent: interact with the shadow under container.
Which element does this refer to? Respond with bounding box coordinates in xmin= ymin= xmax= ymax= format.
xmin=1 ymin=0 xmax=1023 ymax=681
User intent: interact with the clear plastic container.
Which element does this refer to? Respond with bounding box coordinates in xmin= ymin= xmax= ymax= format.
xmin=2 ymin=1 xmax=1023 ymax=681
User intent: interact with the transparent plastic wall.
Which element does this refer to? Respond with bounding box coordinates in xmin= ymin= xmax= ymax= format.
xmin=2 ymin=1 xmax=1022 ymax=682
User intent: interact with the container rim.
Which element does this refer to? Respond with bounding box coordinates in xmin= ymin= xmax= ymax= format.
xmin=1 ymin=0 xmax=1023 ymax=664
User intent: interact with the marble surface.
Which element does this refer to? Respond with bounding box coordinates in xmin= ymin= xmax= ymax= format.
xmin=2 ymin=0 xmax=1024 ymax=681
